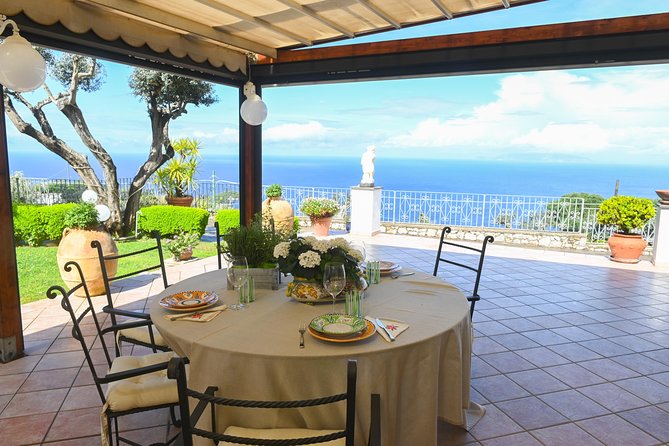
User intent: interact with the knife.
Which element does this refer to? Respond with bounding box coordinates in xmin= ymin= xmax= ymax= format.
xmin=375 ymin=318 xmax=395 ymax=341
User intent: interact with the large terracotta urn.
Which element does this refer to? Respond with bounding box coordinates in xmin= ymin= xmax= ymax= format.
xmin=262 ymin=197 xmax=294 ymax=235
xmin=310 ymin=216 xmax=333 ymax=236
xmin=166 ymin=196 xmax=193 ymax=207
xmin=607 ymin=232 xmax=647 ymax=264
xmin=57 ymin=227 xmax=118 ymax=296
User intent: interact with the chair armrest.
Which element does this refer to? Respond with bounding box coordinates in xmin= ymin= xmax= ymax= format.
xmin=368 ymin=393 xmax=381 ymax=446
xmin=103 ymin=305 xmax=151 ymax=320
xmin=99 ymin=360 xmax=170 ymax=384
xmin=100 ymin=319 xmax=154 ymax=337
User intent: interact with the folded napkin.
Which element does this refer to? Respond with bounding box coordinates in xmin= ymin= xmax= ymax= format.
xmin=163 ymin=305 xmax=227 ymax=322
xmin=365 ymin=316 xmax=409 ymax=342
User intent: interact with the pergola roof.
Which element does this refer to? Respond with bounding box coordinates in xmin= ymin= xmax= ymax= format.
xmin=1 ymin=0 xmax=539 ymax=80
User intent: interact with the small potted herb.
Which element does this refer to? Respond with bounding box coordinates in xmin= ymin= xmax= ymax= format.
xmin=261 ymin=184 xmax=294 ymax=236
xmin=165 ymin=231 xmax=201 ymax=261
xmin=300 ymin=197 xmax=341 ymax=236
xmin=596 ymin=195 xmax=656 ymax=263
xmin=153 ymin=138 xmax=201 ymax=207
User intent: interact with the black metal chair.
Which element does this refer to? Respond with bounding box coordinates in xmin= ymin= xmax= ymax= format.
xmin=168 ymin=357 xmax=381 ymax=446
xmin=433 ymin=226 xmax=494 ymax=318
xmin=92 ymin=233 xmax=170 ymax=354
xmin=47 ymin=261 xmax=180 ymax=446
xmin=214 ymin=221 xmax=225 ymax=270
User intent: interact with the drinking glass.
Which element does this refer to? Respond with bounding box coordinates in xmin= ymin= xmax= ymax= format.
xmin=227 ymin=256 xmax=249 ymax=310
xmin=323 ymin=262 xmax=346 ymax=315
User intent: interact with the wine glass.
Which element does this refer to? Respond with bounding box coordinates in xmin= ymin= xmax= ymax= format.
xmin=227 ymin=256 xmax=249 ymax=310
xmin=323 ymin=262 xmax=346 ymax=315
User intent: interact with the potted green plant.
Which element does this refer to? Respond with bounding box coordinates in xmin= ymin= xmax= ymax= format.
xmin=56 ymin=202 xmax=118 ymax=296
xmin=165 ymin=231 xmax=200 ymax=261
xmin=261 ymin=184 xmax=294 ymax=236
xmin=221 ymin=216 xmax=284 ymax=289
xmin=153 ymin=138 xmax=201 ymax=207
xmin=596 ymin=195 xmax=656 ymax=263
xmin=300 ymin=197 xmax=340 ymax=236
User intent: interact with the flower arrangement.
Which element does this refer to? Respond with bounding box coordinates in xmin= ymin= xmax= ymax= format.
xmin=274 ymin=236 xmax=364 ymax=285
xmin=299 ymin=197 xmax=340 ymax=218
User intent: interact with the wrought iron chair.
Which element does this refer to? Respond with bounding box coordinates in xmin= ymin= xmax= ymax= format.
xmin=214 ymin=221 xmax=226 ymax=270
xmin=92 ymin=232 xmax=170 ymax=354
xmin=168 ymin=357 xmax=381 ymax=446
xmin=433 ymin=226 xmax=494 ymax=318
xmin=47 ymin=261 xmax=180 ymax=446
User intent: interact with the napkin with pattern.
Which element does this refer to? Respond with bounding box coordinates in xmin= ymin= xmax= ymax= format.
xmin=365 ymin=317 xmax=409 ymax=342
xmin=163 ymin=305 xmax=226 ymax=322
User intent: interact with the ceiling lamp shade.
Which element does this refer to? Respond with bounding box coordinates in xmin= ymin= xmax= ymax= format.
xmin=240 ymin=81 xmax=267 ymax=126
xmin=0 ymin=17 xmax=46 ymax=92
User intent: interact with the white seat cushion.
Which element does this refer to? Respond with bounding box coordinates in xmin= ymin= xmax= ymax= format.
xmin=118 ymin=326 xmax=168 ymax=347
xmin=221 ymin=427 xmax=345 ymax=446
xmin=105 ymin=351 xmax=177 ymax=412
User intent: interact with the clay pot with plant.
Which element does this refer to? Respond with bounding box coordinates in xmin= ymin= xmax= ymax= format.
xmin=596 ymin=195 xmax=656 ymax=263
xmin=57 ymin=202 xmax=118 ymax=296
xmin=154 ymin=138 xmax=201 ymax=207
xmin=261 ymin=184 xmax=294 ymax=236
xmin=300 ymin=197 xmax=341 ymax=236
xmin=165 ymin=231 xmax=201 ymax=261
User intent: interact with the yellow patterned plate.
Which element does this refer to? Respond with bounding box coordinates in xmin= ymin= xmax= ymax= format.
xmin=159 ymin=291 xmax=219 ymax=311
xmin=308 ymin=319 xmax=376 ymax=343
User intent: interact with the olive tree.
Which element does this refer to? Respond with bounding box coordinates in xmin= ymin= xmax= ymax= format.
xmin=3 ymin=51 xmax=217 ymax=234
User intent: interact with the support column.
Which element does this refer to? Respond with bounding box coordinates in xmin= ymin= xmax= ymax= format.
xmin=0 ymin=86 xmax=24 ymax=362
xmin=652 ymin=203 xmax=669 ymax=266
xmin=239 ymin=85 xmax=262 ymax=226
xmin=350 ymin=186 xmax=382 ymax=236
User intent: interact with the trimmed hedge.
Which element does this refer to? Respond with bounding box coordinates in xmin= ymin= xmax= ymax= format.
xmin=13 ymin=203 xmax=76 ymax=246
xmin=137 ymin=206 xmax=209 ymax=237
xmin=215 ymin=209 xmax=240 ymax=235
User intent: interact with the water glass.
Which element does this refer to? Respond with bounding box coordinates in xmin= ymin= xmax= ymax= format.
xmin=227 ymin=256 xmax=248 ymax=310
xmin=345 ymin=289 xmax=363 ymax=318
xmin=323 ymin=262 xmax=346 ymax=315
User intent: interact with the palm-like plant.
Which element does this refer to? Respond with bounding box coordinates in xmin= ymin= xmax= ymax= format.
xmin=154 ymin=138 xmax=201 ymax=198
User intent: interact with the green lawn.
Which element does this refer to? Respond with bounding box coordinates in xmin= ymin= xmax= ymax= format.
xmin=16 ymin=239 xmax=219 ymax=304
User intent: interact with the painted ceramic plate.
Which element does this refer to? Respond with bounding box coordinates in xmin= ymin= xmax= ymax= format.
xmin=308 ymin=319 xmax=376 ymax=343
xmin=310 ymin=314 xmax=367 ymax=337
xmin=159 ymin=291 xmax=219 ymax=311
xmin=364 ymin=261 xmax=401 ymax=276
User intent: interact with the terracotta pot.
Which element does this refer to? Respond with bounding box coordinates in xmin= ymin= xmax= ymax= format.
xmin=607 ymin=232 xmax=647 ymax=264
xmin=262 ymin=197 xmax=294 ymax=235
xmin=166 ymin=196 xmax=193 ymax=207
xmin=57 ymin=227 xmax=118 ymax=296
xmin=656 ymin=190 xmax=669 ymax=204
xmin=309 ymin=216 xmax=333 ymax=236
xmin=178 ymin=247 xmax=193 ymax=261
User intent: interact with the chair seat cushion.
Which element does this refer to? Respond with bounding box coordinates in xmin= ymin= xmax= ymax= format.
xmin=118 ymin=326 xmax=168 ymax=347
xmin=221 ymin=426 xmax=345 ymax=446
xmin=105 ymin=351 xmax=177 ymax=412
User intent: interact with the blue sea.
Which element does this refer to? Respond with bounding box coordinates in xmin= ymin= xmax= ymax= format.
xmin=7 ymin=150 xmax=666 ymax=199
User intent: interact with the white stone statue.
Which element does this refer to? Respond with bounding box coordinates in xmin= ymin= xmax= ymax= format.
xmin=360 ymin=145 xmax=376 ymax=187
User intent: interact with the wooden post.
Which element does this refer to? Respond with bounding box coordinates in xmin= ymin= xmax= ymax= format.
xmin=0 ymin=86 xmax=24 ymax=362
xmin=239 ymin=84 xmax=263 ymax=226
xmin=614 ymin=179 xmax=620 ymax=196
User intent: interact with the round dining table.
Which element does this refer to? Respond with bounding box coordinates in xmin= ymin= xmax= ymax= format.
xmin=151 ymin=268 xmax=482 ymax=446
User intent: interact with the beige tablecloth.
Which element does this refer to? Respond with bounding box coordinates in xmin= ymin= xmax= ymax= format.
xmin=151 ymin=270 xmax=480 ymax=446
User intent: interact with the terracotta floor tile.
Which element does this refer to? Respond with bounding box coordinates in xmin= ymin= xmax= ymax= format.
xmin=0 ymin=373 xmax=28 ymax=395
xmin=577 ymin=383 xmax=648 ymax=412
xmin=40 ymin=436 xmax=101 ymax=445
xmin=23 ymin=338 xmax=53 ymax=355
xmin=497 ymin=396 xmax=568 ymax=430
xmin=0 ymin=388 xmax=68 ymax=419
xmin=473 ymin=338 xmax=508 ymax=355
xmin=530 ymin=423 xmax=604 ymax=446
xmin=34 ymin=351 xmax=85 ymax=371
xmin=0 ymin=411 xmax=55 ymax=446
xmin=578 ymin=358 xmax=640 ymax=381
xmin=544 ymin=363 xmax=606 ymax=388
xmin=468 ymin=405 xmax=523 ymax=441
xmin=538 ymin=389 xmax=608 ymax=421
xmin=19 ymin=367 xmax=79 ymax=392
xmin=481 ymin=432 xmax=542 ymax=446
xmin=61 ymin=385 xmax=103 ymax=411
xmin=514 ymin=347 xmax=570 ymax=368
xmin=471 ymin=375 xmax=530 ymax=403
xmin=479 ymin=351 xmax=535 ymax=374
xmin=491 ymin=333 xmax=540 ymax=350
xmin=437 ymin=419 xmax=476 ymax=445
xmin=547 ymin=343 xmax=602 ymax=362
xmin=471 ymin=357 xmax=499 ymax=378
xmin=577 ymin=414 xmax=658 ymax=446
xmin=119 ymin=425 xmax=170 ymax=445
xmin=0 ymin=356 xmax=40 ymax=376
xmin=0 ymin=394 xmax=12 ymax=413
xmin=619 ymin=406 xmax=669 ymax=443
xmin=612 ymin=353 xmax=669 ymax=375
xmin=614 ymin=376 xmax=669 ymax=404
xmin=506 ymin=369 xmax=569 ymax=395
xmin=44 ymin=407 xmax=103 ymax=442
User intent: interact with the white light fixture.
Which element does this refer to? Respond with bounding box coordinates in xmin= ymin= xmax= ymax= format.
xmin=81 ymin=189 xmax=98 ymax=204
xmin=0 ymin=15 xmax=46 ymax=92
xmin=95 ymin=204 xmax=111 ymax=222
xmin=240 ymin=81 xmax=267 ymax=126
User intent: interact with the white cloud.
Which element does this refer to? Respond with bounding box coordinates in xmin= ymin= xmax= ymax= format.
xmin=265 ymin=121 xmax=328 ymax=142
xmin=385 ymin=69 xmax=669 ymax=161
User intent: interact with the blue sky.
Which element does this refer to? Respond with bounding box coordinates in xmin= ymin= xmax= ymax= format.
xmin=6 ymin=0 xmax=669 ymax=167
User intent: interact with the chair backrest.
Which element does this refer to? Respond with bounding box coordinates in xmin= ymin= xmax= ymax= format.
xmin=214 ymin=221 xmax=224 ymax=270
xmin=433 ymin=227 xmax=494 ymax=312
xmin=168 ymin=357 xmax=357 ymax=446
xmin=47 ymin=261 xmax=113 ymax=404
xmin=92 ymin=232 xmax=169 ymax=315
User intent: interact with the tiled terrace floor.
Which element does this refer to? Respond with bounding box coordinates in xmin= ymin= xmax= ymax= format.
xmin=2 ymin=233 xmax=669 ymax=445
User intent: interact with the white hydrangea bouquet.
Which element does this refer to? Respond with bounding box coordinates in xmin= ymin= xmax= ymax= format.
xmin=274 ymin=236 xmax=366 ymax=301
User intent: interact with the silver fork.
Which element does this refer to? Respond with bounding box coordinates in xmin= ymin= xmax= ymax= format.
xmin=299 ymin=324 xmax=306 ymax=349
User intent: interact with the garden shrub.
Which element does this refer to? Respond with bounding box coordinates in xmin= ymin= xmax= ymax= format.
xmin=13 ymin=203 xmax=75 ymax=246
xmin=215 ymin=209 xmax=240 ymax=234
xmin=137 ymin=205 xmax=209 ymax=237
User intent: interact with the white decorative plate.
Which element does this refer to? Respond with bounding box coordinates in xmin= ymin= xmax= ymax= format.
xmin=159 ymin=291 xmax=219 ymax=311
xmin=309 ymin=314 xmax=367 ymax=337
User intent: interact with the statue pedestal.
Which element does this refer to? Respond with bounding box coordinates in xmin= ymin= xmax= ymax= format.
xmin=350 ymin=186 xmax=382 ymax=236
xmin=652 ymin=204 xmax=669 ymax=266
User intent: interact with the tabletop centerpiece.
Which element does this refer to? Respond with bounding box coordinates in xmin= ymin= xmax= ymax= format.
xmin=274 ymin=236 xmax=366 ymax=302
